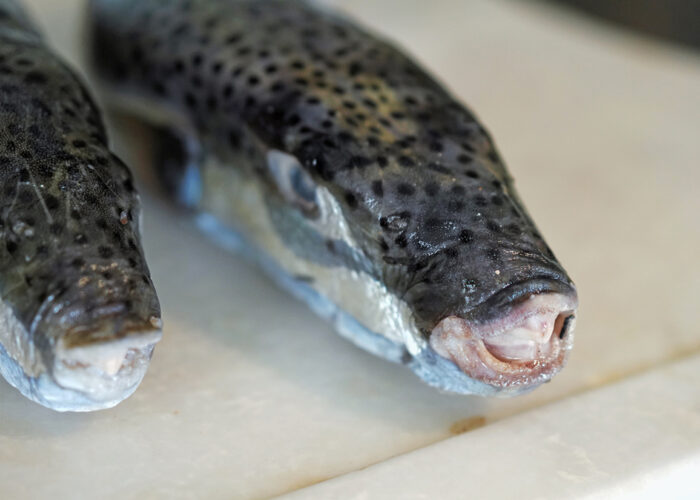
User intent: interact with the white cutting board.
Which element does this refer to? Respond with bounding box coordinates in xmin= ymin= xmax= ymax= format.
xmin=1 ymin=1 xmax=699 ymax=498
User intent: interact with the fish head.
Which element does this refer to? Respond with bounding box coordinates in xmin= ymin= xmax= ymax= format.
xmin=1 ymin=149 xmax=162 ymax=411
xmin=264 ymin=95 xmax=577 ymax=395
xmin=390 ymin=150 xmax=579 ymax=394
xmin=33 ymin=246 xmax=162 ymax=408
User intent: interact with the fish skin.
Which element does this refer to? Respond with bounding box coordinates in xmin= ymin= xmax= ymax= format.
xmin=0 ymin=0 xmax=161 ymax=411
xmin=89 ymin=0 xmax=577 ymax=395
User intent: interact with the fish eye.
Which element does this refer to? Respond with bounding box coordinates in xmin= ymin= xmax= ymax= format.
xmin=266 ymin=150 xmax=319 ymax=216
xmin=289 ymin=164 xmax=316 ymax=207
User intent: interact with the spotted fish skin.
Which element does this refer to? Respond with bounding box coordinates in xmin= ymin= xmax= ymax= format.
xmin=90 ymin=0 xmax=577 ymax=395
xmin=0 ymin=0 xmax=161 ymax=411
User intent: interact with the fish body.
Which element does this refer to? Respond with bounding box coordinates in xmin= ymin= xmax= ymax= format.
xmin=89 ymin=0 xmax=577 ymax=395
xmin=0 ymin=0 xmax=161 ymax=411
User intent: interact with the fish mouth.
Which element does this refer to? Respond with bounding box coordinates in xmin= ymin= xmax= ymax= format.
xmin=429 ymin=282 xmax=578 ymax=391
xmin=51 ymin=313 xmax=163 ymax=407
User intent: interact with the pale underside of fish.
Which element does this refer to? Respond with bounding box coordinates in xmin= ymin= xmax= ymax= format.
xmin=0 ymin=0 xmax=161 ymax=411
xmin=89 ymin=0 xmax=578 ymax=396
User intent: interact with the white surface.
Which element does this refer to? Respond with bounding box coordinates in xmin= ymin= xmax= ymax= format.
xmin=279 ymin=354 xmax=700 ymax=500
xmin=1 ymin=0 xmax=699 ymax=499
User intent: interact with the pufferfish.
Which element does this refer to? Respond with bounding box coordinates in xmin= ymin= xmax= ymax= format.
xmin=87 ymin=0 xmax=578 ymax=397
xmin=0 ymin=0 xmax=161 ymax=411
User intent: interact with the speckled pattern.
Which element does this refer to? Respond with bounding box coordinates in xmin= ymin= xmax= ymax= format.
xmin=91 ymin=0 xmax=575 ymax=336
xmin=0 ymin=0 xmax=159 ymax=404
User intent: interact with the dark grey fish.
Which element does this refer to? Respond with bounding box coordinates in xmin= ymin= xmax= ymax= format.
xmin=88 ymin=0 xmax=577 ymax=396
xmin=0 ymin=0 xmax=161 ymax=411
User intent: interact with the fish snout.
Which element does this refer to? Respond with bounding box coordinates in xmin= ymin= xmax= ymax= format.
xmin=35 ymin=260 xmax=162 ymax=408
xmin=429 ymin=284 xmax=577 ymax=392
xmin=52 ymin=323 xmax=161 ymax=405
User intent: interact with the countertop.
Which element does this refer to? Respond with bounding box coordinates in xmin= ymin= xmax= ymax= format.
xmin=1 ymin=0 xmax=699 ymax=498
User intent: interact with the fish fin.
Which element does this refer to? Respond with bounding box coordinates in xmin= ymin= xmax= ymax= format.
xmin=151 ymin=124 xmax=203 ymax=208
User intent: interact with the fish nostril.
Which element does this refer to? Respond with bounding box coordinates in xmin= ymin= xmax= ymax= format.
xmin=555 ymin=312 xmax=575 ymax=339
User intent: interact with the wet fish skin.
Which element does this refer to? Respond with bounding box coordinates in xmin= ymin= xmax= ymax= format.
xmin=0 ymin=0 xmax=161 ymax=411
xmin=89 ymin=0 xmax=577 ymax=395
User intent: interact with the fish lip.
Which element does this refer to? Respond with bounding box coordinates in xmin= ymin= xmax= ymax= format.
xmin=429 ymin=280 xmax=578 ymax=391
xmin=58 ymin=311 xmax=163 ymax=349
xmin=465 ymin=277 xmax=578 ymax=325
xmin=0 ymin=309 xmax=162 ymax=411
xmin=36 ymin=291 xmax=162 ymax=407
xmin=51 ymin=317 xmax=162 ymax=404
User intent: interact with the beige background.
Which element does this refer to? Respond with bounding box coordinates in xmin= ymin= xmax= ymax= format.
xmin=1 ymin=0 xmax=699 ymax=498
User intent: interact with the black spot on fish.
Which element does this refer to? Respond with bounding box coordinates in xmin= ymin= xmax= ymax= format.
xmin=397 ymin=183 xmax=415 ymax=196
xmin=459 ymin=229 xmax=474 ymax=244
xmin=344 ymin=191 xmax=358 ymax=208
